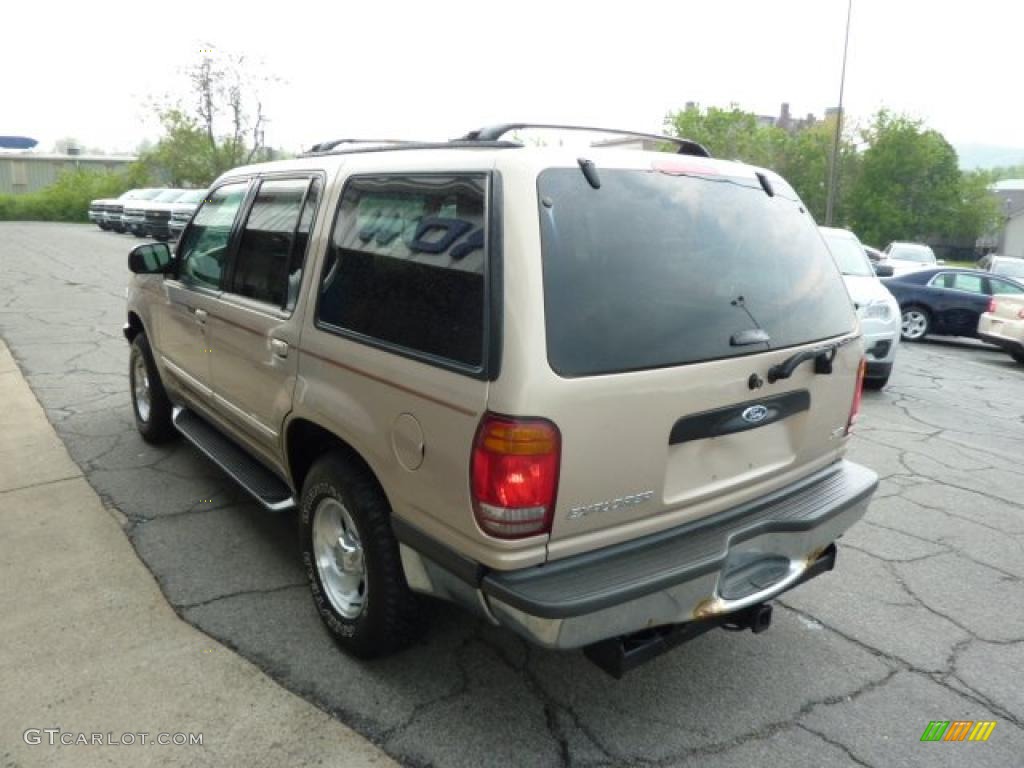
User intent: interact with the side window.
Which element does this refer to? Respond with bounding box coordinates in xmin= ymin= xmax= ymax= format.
xmin=929 ymin=272 xmax=954 ymax=289
xmin=988 ymin=277 xmax=1024 ymax=295
xmin=177 ymin=182 xmax=248 ymax=290
xmin=318 ymin=175 xmax=487 ymax=368
xmin=952 ymin=273 xmax=984 ymax=294
xmin=230 ymin=178 xmax=310 ymax=307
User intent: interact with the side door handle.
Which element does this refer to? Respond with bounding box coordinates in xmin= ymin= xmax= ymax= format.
xmin=193 ymin=308 xmax=208 ymax=324
xmin=270 ymin=338 xmax=289 ymax=359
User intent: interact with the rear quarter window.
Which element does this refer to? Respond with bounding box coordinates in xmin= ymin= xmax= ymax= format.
xmin=317 ymin=174 xmax=488 ymax=369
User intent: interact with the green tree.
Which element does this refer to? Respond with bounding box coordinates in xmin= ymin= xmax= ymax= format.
xmin=142 ymin=46 xmax=272 ymax=186
xmin=664 ymin=104 xmax=783 ymax=167
xmin=848 ymin=111 xmax=962 ymax=246
xmin=948 ymin=170 xmax=1002 ymax=247
xmin=774 ymin=117 xmax=859 ymax=223
xmin=142 ymin=109 xmax=219 ymax=186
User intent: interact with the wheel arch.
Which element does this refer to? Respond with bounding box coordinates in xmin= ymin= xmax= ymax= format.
xmin=284 ymin=418 xmax=387 ymax=501
xmin=124 ymin=310 xmax=145 ymax=342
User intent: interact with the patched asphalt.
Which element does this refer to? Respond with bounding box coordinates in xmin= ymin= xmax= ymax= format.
xmin=3 ymin=222 xmax=1023 ymax=767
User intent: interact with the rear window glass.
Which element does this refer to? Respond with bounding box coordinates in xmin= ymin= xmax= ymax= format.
xmin=538 ymin=168 xmax=855 ymax=376
xmin=318 ymin=175 xmax=486 ymax=368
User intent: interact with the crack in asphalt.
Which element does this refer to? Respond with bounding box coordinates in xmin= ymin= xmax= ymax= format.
xmin=795 ymin=724 xmax=876 ymax=768
xmin=176 ymin=582 xmax=308 ymax=611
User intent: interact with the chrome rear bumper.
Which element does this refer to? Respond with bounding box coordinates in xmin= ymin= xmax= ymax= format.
xmin=396 ymin=460 xmax=877 ymax=650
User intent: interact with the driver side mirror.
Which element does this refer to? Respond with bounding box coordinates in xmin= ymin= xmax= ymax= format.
xmin=129 ymin=242 xmax=173 ymax=274
xmin=873 ymin=263 xmax=894 ymax=278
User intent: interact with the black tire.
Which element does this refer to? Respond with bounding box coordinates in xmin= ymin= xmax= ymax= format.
xmin=864 ymin=374 xmax=890 ymax=390
xmin=1012 ymin=351 xmax=1024 ymax=365
xmin=129 ymin=333 xmax=176 ymax=443
xmin=900 ymin=305 xmax=931 ymax=342
xmin=300 ymin=454 xmax=425 ymax=658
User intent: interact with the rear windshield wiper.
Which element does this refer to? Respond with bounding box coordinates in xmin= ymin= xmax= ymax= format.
xmin=766 ymin=337 xmax=854 ymax=383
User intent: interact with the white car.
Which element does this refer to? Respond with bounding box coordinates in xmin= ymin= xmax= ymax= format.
xmin=821 ymin=227 xmax=901 ymax=388
xmin=987 ymin=255 xmax=1024 ymax=281
xmin=884 ymin=241 xmax=939 ymax=276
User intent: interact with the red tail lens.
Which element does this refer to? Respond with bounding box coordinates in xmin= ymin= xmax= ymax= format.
xmin=1018 ymin=308 xmax=1024 ymax=320
xmin=846 ymin=357 xmax=867 ymax=434
xmin=471 ymin=414 xmax=561 ymax=539
xmin=987 ymin=298 xmax=997 ymax=313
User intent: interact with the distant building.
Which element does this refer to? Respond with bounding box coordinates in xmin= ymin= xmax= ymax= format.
xmin=980 ymin=179 xmax=1024 ymax=258
xmin=683 ymin=101 xmax=832 ymax=133
xmin=756 ymin=103 xmax=825 ymax=133
xmin=0 ymin=152 xmax=137 ymax=195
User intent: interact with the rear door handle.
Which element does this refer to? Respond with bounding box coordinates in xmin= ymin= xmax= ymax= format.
xmin=193 ymin=308 xmax=208 ymax=324
xmin=270 ymin=338 xmax=289 ymax=358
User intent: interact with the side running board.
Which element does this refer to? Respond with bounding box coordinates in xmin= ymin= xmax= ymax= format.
xmin=172 ymin=407 xmax=296 ymax=512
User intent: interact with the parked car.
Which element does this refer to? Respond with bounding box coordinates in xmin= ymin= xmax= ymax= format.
xmin=95 ymin=189 xmax=163 ymax=233
xmin=87 ymin=199 xmax=109 ymax=229
xmin=90 ymin=189 xmax=156 ymax=231
xmin=978 ymin=294 xmax=1024 ymax=364
xmin=987 ymin=255 xmax=1024 ymax=281
xmin=882 ymin=267 xmax=1024 ymax=341
xmin=167 ymin=189 xmax=207 ymax=240
xmin=884 ymin=241 xmax=939 ymax=276
xmin=821 ymin=227 xmax=900 ymax=388
xmin=123 ymin=189 xmax=188 ymax=238
xmin=123 ymin=124 xmax=877 ymax=676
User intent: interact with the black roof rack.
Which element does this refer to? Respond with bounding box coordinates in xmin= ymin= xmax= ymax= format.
xmin=299 ymin=138 xmax=522 ymax=158
xmin=307 ymin=138 xmax=419 ymax=153
xmin=459 ymin=123 xmax=711 ymax=158
xmin=299 ymin=124 xmax=710 ymax=159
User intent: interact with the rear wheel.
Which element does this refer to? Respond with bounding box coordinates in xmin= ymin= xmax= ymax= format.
xmin=129 ymin=333 xmax=175 ymax=443
xmin=900 ymin=306 xmax=930 ymax=341
xmin=300 ymin=454 xmax=425 ymax=658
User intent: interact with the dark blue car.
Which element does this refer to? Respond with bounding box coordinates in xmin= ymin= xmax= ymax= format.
xmin=882 ymin=268 xmax=1024 ymax=341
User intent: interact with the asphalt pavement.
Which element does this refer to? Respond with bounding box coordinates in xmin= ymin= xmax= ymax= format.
xmin=2 ymin=222 xmax=1023 ymax=767
xmin=0 ymin=338 xmax=394 ymax=768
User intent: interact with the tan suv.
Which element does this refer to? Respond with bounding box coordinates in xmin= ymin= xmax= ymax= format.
xmin=124 ymin=124 xmax=876 ymax=676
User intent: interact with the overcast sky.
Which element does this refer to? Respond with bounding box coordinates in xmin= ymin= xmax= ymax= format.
xmin=4 ymin=0 xmax=1021 ymax=155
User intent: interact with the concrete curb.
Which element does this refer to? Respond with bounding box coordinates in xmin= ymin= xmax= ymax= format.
xmin=0 ymin=340 xmax=396 ymax=767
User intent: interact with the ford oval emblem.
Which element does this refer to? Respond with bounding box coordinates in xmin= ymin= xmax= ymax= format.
xmin=741 ymin=405 xmax=769 ymax=424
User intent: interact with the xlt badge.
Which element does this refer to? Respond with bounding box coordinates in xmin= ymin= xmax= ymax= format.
xmin=568 ymin=490 xmax=654 ymax=520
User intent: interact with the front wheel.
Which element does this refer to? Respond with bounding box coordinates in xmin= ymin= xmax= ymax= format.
xmin=900 ymin=306 xmax=930 ymax=341
xmin=129 ymin=333 xmax=175 ymax=443
xmin=300 ymin=455 xmax=425 ymax=658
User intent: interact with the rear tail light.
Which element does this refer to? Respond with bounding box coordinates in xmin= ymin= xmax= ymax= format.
xmin=471 ymin=414 xmax=561 ymax=539
xmin=987 ymin=298 xmax=997 ymax=314
xmin=846 ymin=357 xmax=867 ymax=435
xmin=1018 ymin=308 xmax=1024 ymax=320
